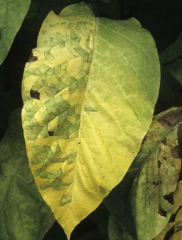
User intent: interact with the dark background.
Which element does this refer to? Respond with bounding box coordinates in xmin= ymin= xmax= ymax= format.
xmin=1 ymin=0 xmax=182 ymax=239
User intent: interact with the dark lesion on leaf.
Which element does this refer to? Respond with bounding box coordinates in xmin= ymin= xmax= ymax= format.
xmin=177 ymin=124 xmax=182 ymax=158
xmin=158 ymin=160 xmax=161 ymax=168
xmin=153 ymin=180 xmax=160 ymax=186
xmin=27 ymin=52 xmax=38 ymax=62
xmin=171 ymin=145 xmax=181 ymax=159
xmin=48 ymin=130 xmax=54 ymax=136
xmin=164 ymin=226 xmax=174 ymax=240
xmin=169 ymin=213 xmax=176 ymax=223
xmin=30 ymin=89 xmax=40 ymax=100
xmin=158 ymin=107 xmax=182 ymax=128
xmin=161 ymin=138 xmax=167 ymax=145
xmin=163 ymin=192 xmax=174 ymax=205
xmin=158 ymin=204 xmax=167 ymax=217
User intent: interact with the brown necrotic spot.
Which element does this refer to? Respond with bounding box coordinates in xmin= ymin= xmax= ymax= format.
xmin=153 ymin=180 xmax=160 ymax=186
xmin=158 ymin=107 xmax=182 ymax=128
xmin=48 ymin=130 xmax=54 ymax=136
xmin=164 ymin=226 xmax=174 ymax=240
xmin=161 ymin=138 xmax=167 ymax=145
xmin=171 ymin=145 xmax=181 ymax=158
xmin=163 ymin=192 xmax=174 ymax=205
xmin=177 ymin=124 xmax=182 ymax=158
xmin=27 ymin=53 xmax=38 ymax=62
xmin=30 ymin=89 xmax=40 ymax=100
xmin=158 ymin=204 xmax=167 ymax=217
xmin=158 ymin=160 xmax=161 ymax=168
xmin=169 ymin=213 xmax=176 ymax=223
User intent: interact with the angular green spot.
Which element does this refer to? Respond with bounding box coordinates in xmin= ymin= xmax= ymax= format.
xmin=99 ymin=186 xmax=106 ymax=195
xmin=84 ymin=106 xmax=98 ymax=112
xmin=60 ymin=195 xmax=72 ymax=206
xmin=40 ymin=179 xmax=71 ymax=191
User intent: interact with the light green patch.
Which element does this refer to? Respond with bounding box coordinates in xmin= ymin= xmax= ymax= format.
xmin=84 ymin=106 xmax=98 ymax=112
xmin=99 ymin=186 xmax=107 ymax=195
xmin=60 ymin=195 xmax=72 ymax=206
xmin=40 ymin=179 xmax=72 ymax=191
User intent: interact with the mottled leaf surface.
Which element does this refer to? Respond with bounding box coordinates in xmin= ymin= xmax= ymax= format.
xmin=169 ymin=207 xmax=182 ymax=240
xmin=154 ymin=180 xmax=182 ymax=239
xmin=0 ymin=109 xmax=54 ymax=240
xmin=0 ymin=0 xmax=31 ymax=64
xmin=131 ymin=107 xmax=182 ymax=240
xmin=21 ymin=2 xmax=160 ymax=238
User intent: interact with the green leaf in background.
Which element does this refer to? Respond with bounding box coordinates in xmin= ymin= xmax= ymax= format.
xmin=104 ymin=166 xmax=138 ymax=239
xmin=131 ymin=107 xmax=182 ymax=240
xmin=159 ymin=32 xmax=182 ymax=65
xmin=108 ymin=214 xmax=124 ymax=240
xmin=108 ymin=214 xmax=134 ymax=240
xmin=159 ymin=31 xmax=182 ymax=87
xmin=21 ymin=2 xmax=160 ymax=238
xmin=0 ymin=0 xmax=31 ymax=64
xmin=0 ymin=109 xmax=55 ymax=240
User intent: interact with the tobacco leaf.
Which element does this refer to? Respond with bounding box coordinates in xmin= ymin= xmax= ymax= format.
xmin=21 ymin=2 xmax=160 ymax=238
xmin=131 ymin=107 xmax=182 ymax=240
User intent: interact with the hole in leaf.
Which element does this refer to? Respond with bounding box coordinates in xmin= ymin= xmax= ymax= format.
xmin=169 ymin=213 xmax=176 ymax=223
xmin=48 ymin=130 xmax=54 ymax=136
xmin=158 ymin=204 xmax=167 ymax=217
xmin=164 ymin=226 xmax=174 ymax=240
xmin=171 ymin=145 xmax=180 ymax=158
xmin=27 ymin=53 xmax=38 ymax=62
xmin=177 ymin=124 xmax=182 ymax=158
xmin=30 ymin=89 xmax=40 ymax=100
xmin=161 ymin=138 xmax=167 ymax=145
xmin=158 ymin=160 xmax=161 ymax=168
xmin=153 ymin=180 xmax=160 ymax=186
xmin=163 ymin=192 xmax=174 ymax=205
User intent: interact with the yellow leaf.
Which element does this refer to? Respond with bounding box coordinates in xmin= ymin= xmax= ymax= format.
xmin=21 ymin=2 xmax=160 ymax=239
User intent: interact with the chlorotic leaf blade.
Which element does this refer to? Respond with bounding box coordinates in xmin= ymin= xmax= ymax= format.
xmin=21 ymin=2 xmax=160 ymax=238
